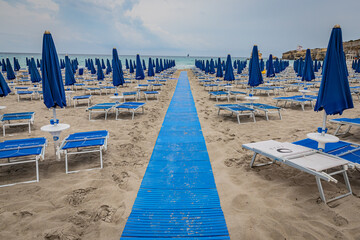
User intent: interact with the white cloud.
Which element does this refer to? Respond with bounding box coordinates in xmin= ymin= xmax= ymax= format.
xmin=26 ymin=0 xmax=59 ymax=12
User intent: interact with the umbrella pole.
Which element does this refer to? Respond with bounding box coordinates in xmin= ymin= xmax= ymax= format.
xmin=53 ymin=108 xmax=57 ymax=126
xmin=321 ymin=111 xmax=327 ymax=136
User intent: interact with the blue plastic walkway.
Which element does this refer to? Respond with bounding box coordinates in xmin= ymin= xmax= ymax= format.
xmin=121 ymin=71 xmax=229 ymax=239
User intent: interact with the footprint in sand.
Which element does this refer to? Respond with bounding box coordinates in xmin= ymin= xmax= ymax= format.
xmin=67 ymin=187 xmax=97 ymax=207
xmin=93 ymin=205 xmax=117 ymax=223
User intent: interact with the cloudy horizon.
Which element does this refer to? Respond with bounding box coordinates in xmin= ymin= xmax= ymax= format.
xmin=0 ymin=0 xmax=359 ymax=58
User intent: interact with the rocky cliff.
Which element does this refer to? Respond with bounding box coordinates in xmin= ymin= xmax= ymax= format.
xmin=282 ymin=39 xmax=360 ymax=60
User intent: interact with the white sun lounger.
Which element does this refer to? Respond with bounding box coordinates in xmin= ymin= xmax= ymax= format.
xmin=209 ymin=91 xmax=229 ymax=102
xmin=87 ymin=103 xmax=116 ymax=120
xmin=239 ymin=103 xmax=282 ymax=120
xmin=0 ymin=112 xmax=35 ymax=136
xmin=329 ymin=118 xmax=360 ymax=135
xmin=59 ymin=130 xmax=108 ymax=174
xmin=0 ymin=137 xmax=47 ymax=187
xmin=73 ymin=95 xmax=92 ymax=108
xmin=242 ymin=140 xmax=352 ymax=203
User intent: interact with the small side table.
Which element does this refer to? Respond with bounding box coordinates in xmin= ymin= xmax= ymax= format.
xmin=307 ymin=132 xmax=339 ymax=150
xmin=41 ymin=123 xmax=70 ymax=160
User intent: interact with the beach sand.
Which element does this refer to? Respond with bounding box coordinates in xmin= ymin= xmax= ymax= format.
xmin=0 ymin=69 xmax=359 ymax=239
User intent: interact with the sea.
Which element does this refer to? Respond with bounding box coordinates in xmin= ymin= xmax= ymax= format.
xmin=0 ymin=52 xmax=249 ymax=70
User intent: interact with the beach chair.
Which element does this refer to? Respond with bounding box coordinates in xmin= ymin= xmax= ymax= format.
xmin=229 ymin=90 xmax=246 ymax=101
xmin=242 ymin=140 xmax=352 ymax=203
xmin=16 ymin=90 xmax=33 ymax=101
xmin=1 ymin=112 xmax=35 ymax=136
xmin=293 ymin=138 xmax=360 ymax=169
xmin=123 ymin=91 xmax=138 ymax=101
xmin=143 ymin=91 xmax=159 ymax=101
xmin=274 ymin=95 xmax=316 ymax=111
xmin=0 ymin=137 xmax=47 ymax=187
xmin=239 ymin=103 xmax=282 ymax=120
xmin=73 ymin=95 xmax=92 ymax=108
xmin=115 ymin=102 xmax=146 ymax=120
xmin=151 ymin=83 xmax=163 ymax=91
xmin=209 ymin=91 xmax=229 ymax=102
xmin=329 ymin=118 xmax=360 ymax=135
xmin=58 ymin=130 xmax=109 ymax=174
xmin=101 ymin=86 xmax=116 ymax=95
xmin=74 ymin=83 xmax=85 ymax=91
xmin=87 ymin=103 xmax=116 ymax=120
xmin=204 ymin=84 xmax=218 ymax=91
xmin=215 ymin=104 xmax=256 ymax=124
xmin=85 ymin=87 xmax=102 ymax=95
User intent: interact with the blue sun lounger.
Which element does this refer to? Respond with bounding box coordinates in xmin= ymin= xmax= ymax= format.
xmin=242 ymin=140 xmax=352 ymax=203
xmin=73 ymin=95 xmax=92 ymax=108
xmin=229 ymin=90 xmax=246 ymax=101
xmin=329 ymin=118 xmax=360 ymax=135
xmin=0 ymin=137 xmax=47 ymax=187
xmin=59 ymin=130 xmax=109 ymax=174
xmin=293 ymin=138 xmax=360 ymax=169
xmin=87 ymin=103 xmax=116 ymax=120
xmin=143 ymin=91 xmax=159 ymax=101
xmin=239 ymin=103 xmax=282 ymax=120
xmin=115 ymin=102 xmax=146 ymax=120
xmin=209 ymin=91 xmax=229 ymax=102
xmin=123 ymin=91 xmax=138 ymax=101
xmin=1 ymin=112 xmax=35 ymax=136
xmin=274 ymin=95 xmax=316 ymax=111
xmin=16 ymin=90 xmax=34 ymax=101
xmin=215 ymin=104 xmax=256 ymax=124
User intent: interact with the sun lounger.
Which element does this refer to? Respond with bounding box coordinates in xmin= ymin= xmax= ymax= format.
xmin=87 ymin=103 xmax=116 ymax=120
xmin=242 ymin=140 xmax=352 ymax=203
xmin=209 ymin=91 xmax=229 ymax=102
xmin=274 ymin=95 xmax=316 ymax=111
xmin=329 ymin=118 xmax=360 ymax=135
xmin=16 ymin=90 xmax=34 ymax=101
xmin=204 ymin=84 xmax=218 ymax=91
xmin=101 ymin=86 xmax=115 ymax=95
xmin=74 ymin=83 xmax=85 ymax=91
xmin=86 ymin=87 xmax=102 ymax=95
xmin=239 ymin=103 xmax=282 ymax=120
xmin=59 ymin=130 xmax=109 ymax=174
xmin=73 ymin=95 xmax=92 ymax=108
xmin=115 ymin=102 xmax=145 ymax=120
xmin=123 ymin=91 xmax=138 ymax=101
xmin=293 ymin=138 xmax=360 ymax=169
xmin=151 ymin=83 xmax=163 ymax=91
xmin=1 ymin=112 xmax=35 ymax=136
xmin=0 ymin=137 xmax=47 ymax=187
xmin=215 ymin=104 xmax=256 ymax=124
xmin=229 ymin=91 xmax=247 ymax=101
xmin=143 ymin=91 xmax=159 ymax=101
xmin=253 ymin=86 xmax=279 ymax=96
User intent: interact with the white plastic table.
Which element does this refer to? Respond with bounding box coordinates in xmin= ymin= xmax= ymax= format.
xmin=307 ymin=132 xmax=339 ymax=150
xmin=41 ymin=123 xmax=70 ymax=160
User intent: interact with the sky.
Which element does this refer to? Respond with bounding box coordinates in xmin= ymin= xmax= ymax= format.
xmin=0 ymin=0 xmax=359 ymax=58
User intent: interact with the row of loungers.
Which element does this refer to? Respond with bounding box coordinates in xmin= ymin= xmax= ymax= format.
xmin=0 ymin=130 xmax=108 ymax=187
xmin=274 ymin=95 xmax=317 ymax=111
xmin=87 ymin=102 xmax=146 ymax=120
xmin=215 ymin=103 xmax=282 ymax=124
xmin=243 ymin=138 xmax=360 ymax=203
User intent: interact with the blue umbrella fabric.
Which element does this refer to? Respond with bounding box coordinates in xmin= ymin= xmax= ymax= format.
xmin=302 ymin=49 xmax=315 ymax=82
xmin=148 ymin=57 xmax=155 ymax=77
xmin=0 ymin=71 xmax=11 ymax=97
xmin=248 ymin=45 xmax=263 ymax=87
xmin=142 ymin=59 xmax=146 ymax=70
xmin=29 ymin=57 xmax=42 ymax=83
xmin=135 ymin=54 xmax=145 ymax=80
xmin=125 ymin=59 xmax=129 ymax=69
xmin=65 ymin=55 xmax=76 ymax=86
xmin=224 ymin=54 xmax=235 ymax=81
xmin=314 ymin=25 xmax=353 ymax=135
xmin=14 ymin=57 xmax=20 ymax=71
xmin=41 ymin=31 xmax=66 ymax=109
xmin=216 ymin=58 xmax=223 ymax=77
xmin=314 ymin=59 xmax=318 ymax=72
xmin=96 ymin=59 xmax=104 ymax=80
xmin=112 ymin=48 xmax=124 ymax=88
xmin=209 ymin=59 xmax=215 ymax=74
xmin=101 ymin=59 xmax=106 ymax=69
xmin=1 ymin=59 xmax=6 ymax=72
xmin=106 ymin=59 xmax=112 ymax=74
xmin=266 ymin=54 xmax=275 ymax=77
xmin=6 ymin=58 xmax=16 ymax=80
xmin=129 ymin=60 xmax=134 ymax=74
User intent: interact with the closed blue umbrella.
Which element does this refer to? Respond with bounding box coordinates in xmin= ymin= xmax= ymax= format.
xmin=314 ymin=25 xmax=353 ymax=136
xmin=260 ymin=59 xmax=264 ymax=71
xmin=205 ymin=60 xmax=209 ymax=74
xmin=155 ymin=58 xmax=160 ymax=73
xmin=101 ymin=59 xmax=106 ymax=69
xmin=37 ymin=59 xmax=41 ymax=68
xmin=314 ymin=59 xmax=318 ymax=72
xmin=106 ymin=59 xmax=112 ymax=75
xmin=6 ymin=58 xmax=16 ymax=80
xmin=96 ymin=59 xmax=104 ymax=80
xmin=29 ymin=57 xmax=41 ymax=83
xmin=129 ymin=60 xmax=134 ymax=73
xmin=148 ymin=57 xmax=155 ymax=77
xmin=1 ymin=59 xmax=6 ymax=71
xmin=237 ymin=60 xmax=242 ymax=74
xmin=224 ymin=54 xmax=235 ymax=81
xmin=14 ymin=57 xmax=20 ymax=71
xmin=302 ymin=49 xmax=315 ymax=82
xmin=125 ymin=59 xmax=129 ymax=69
xmin=160 ymin=59 xmax=164 ymax=72
xmin=216 ymin=58 xmax=223 ymax=77
xmin=297 ymin=58 xmax=304 ymax=77
xmin=142 ymin=59 xmax=146 ymax=70
xmin=0 ymin=71 xmax=11 ymax=97
xmin=209 ymin=59 xmax=215 ymax=74
xmin=90 ymin=59 xmax=96 ymax=74
xmin=248 ymin=45 xmax=263 ymax=87
xmin=65 ymin=55 xmax=76 ymax=86
xmin=41 ymin=31 xmax=67 ymax=118
xmin=135 ymin=54 xmax=145 ymax=80
xmin=233 ymin=60 xmax=237 ymax=69
xmin=112 ymin=48 xmax=124 ymax=92
xmin=266 ymin=54 xmax=275 ymax=77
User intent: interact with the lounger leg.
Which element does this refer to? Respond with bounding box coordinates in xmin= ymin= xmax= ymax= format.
xmin=36 ymin=159 xmax=39 ymax=182
xmin=265 ymin=112 xmax=269 ymax=121
xmin=315 ymin=176 xmax=326 ymax=203
xmin=334 ymin=124 xmax=342 ymax=135
xmin=301 ymin=103 xmax=305 ymax=111
xmin=250 ymin=153 xmax=257 ymax=168
xmin=100 ymin=148 xmax=103 ymax=169
xmin=29 ymin=122 xmax=31 ymax=134
xmin=237 ymin=114 xmax=240 ymax=124
xmin=252 ymin=113 xmax=256 ymax=123
xmin=65 ymin=151 xmax=69 ymax=174
xmin=132 ymin=111 xmax=135 ymax=120
xmin=278 ymin=110 xmax=282 ymax=120
xmin=3 ymin=126 xmax=5 ymax=137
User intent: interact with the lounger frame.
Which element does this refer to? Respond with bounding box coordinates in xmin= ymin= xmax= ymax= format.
xmin=1 ymin=112 xmax=35 ymax=136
